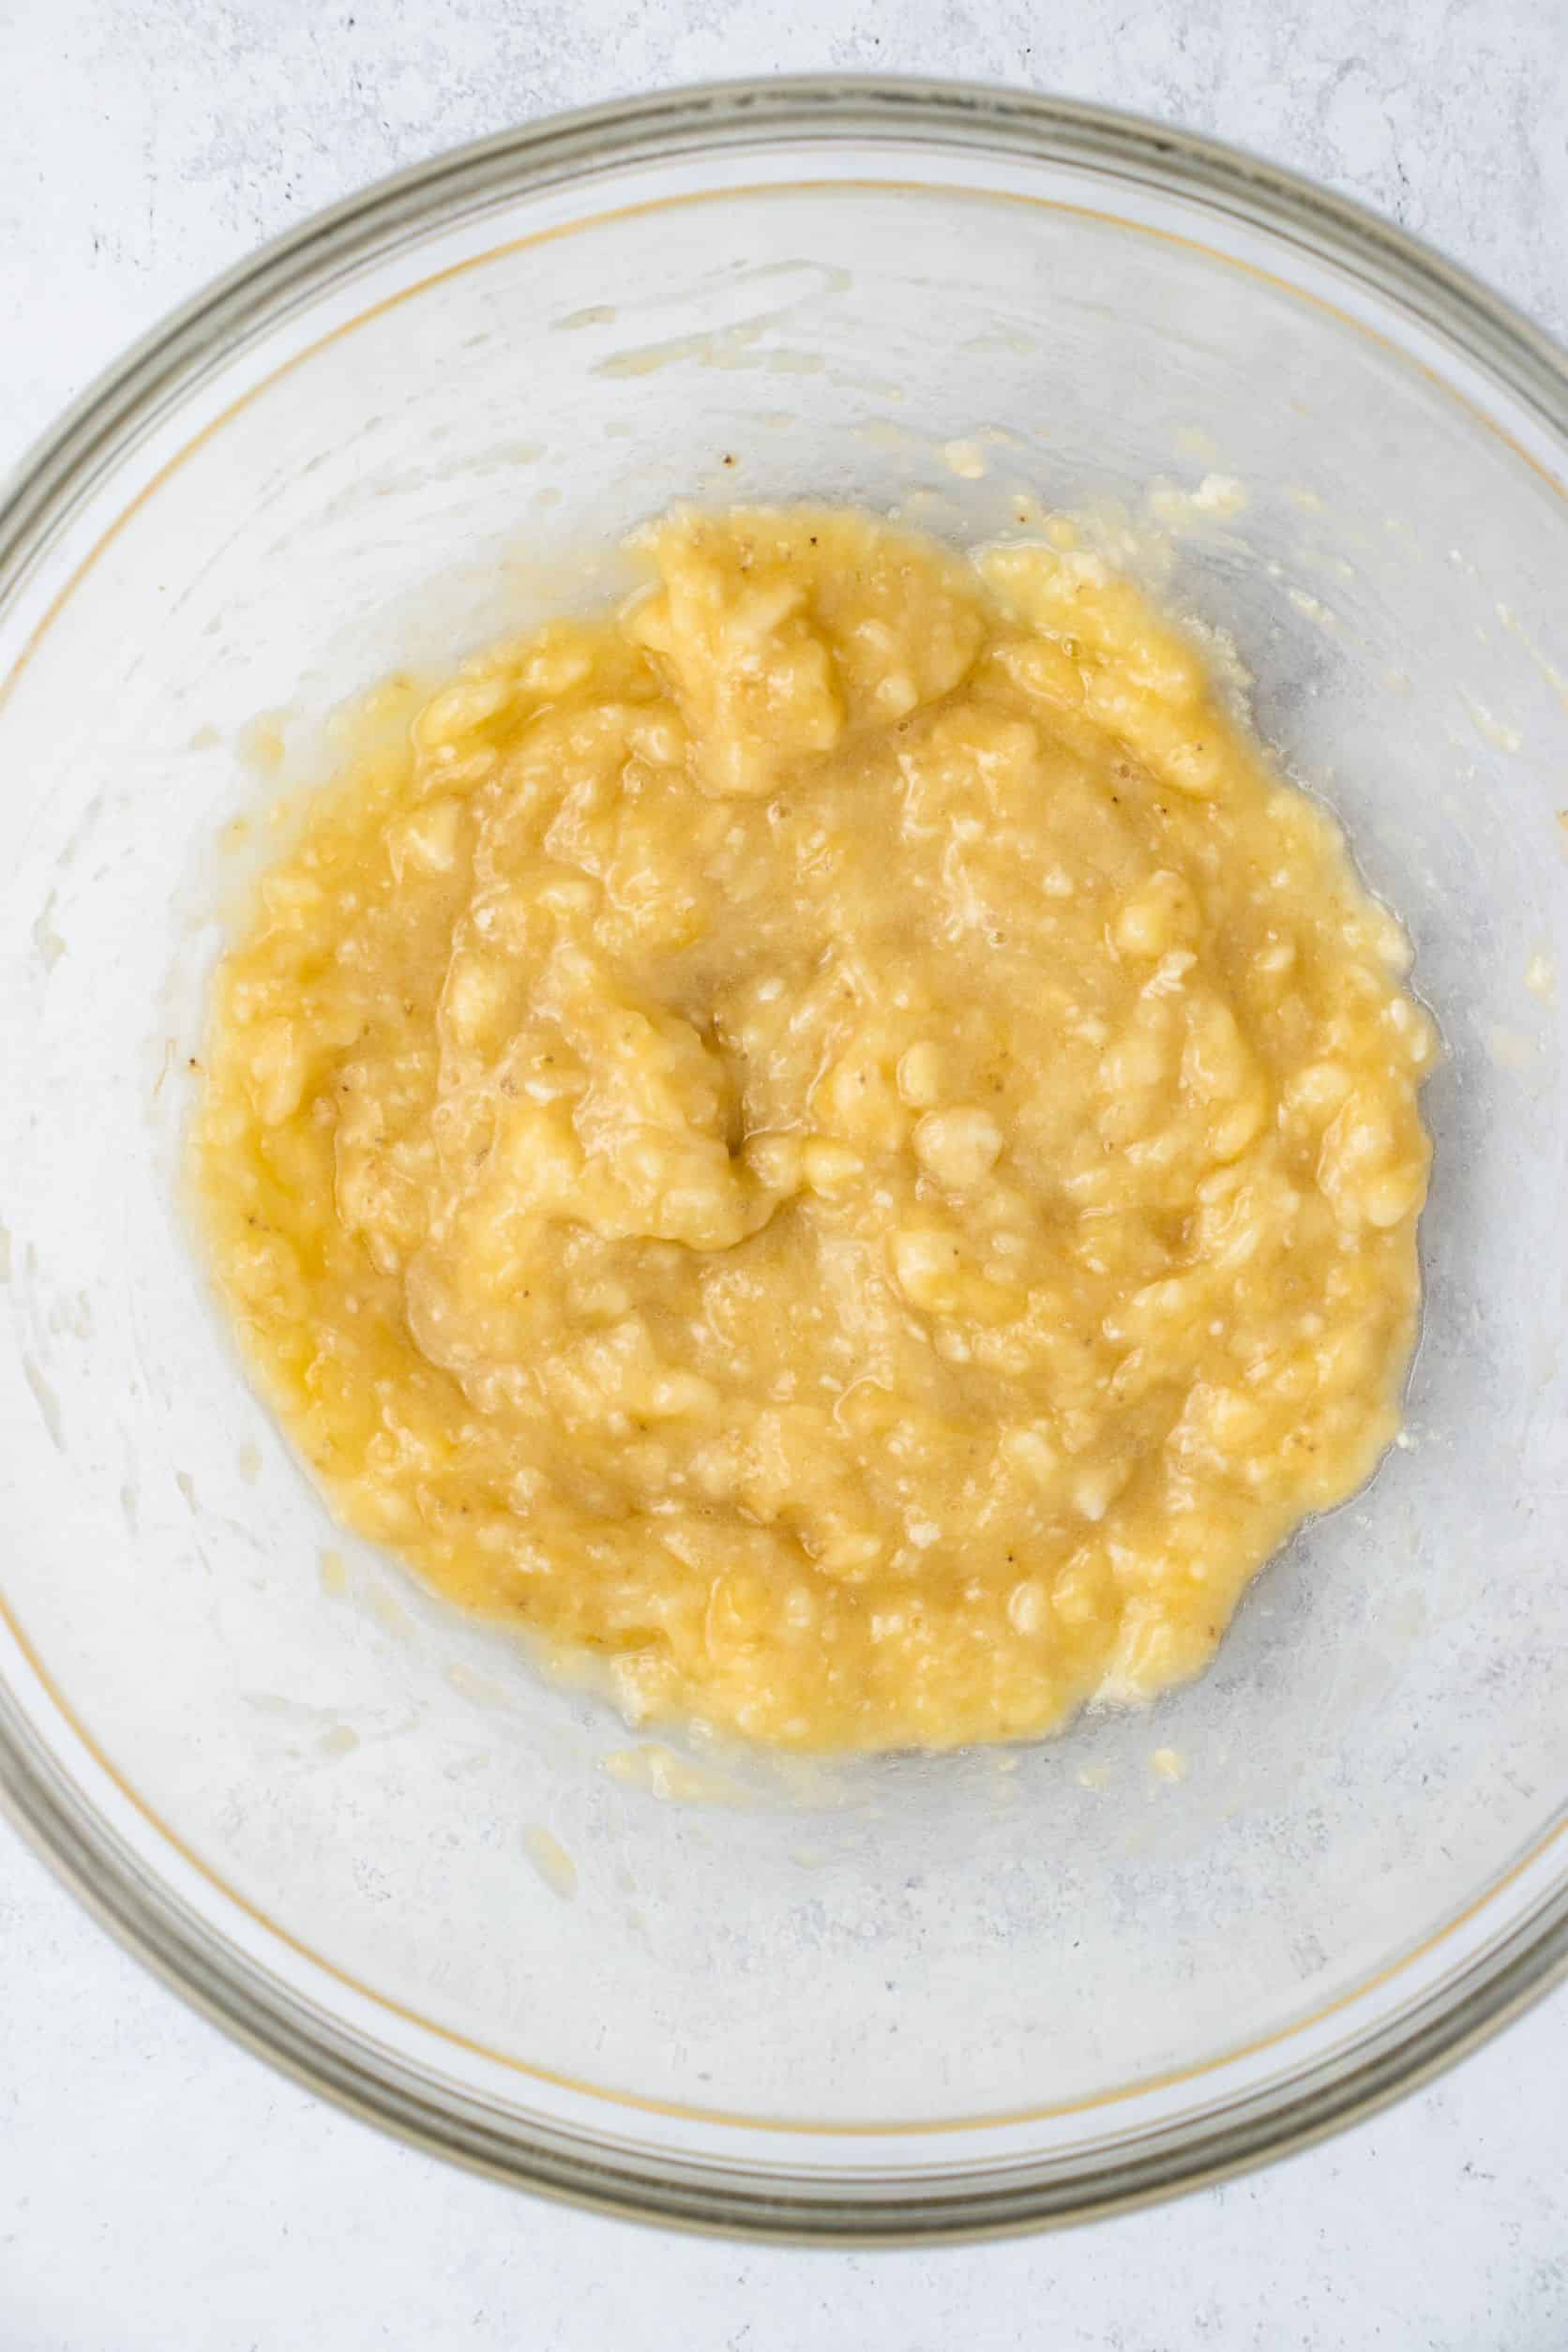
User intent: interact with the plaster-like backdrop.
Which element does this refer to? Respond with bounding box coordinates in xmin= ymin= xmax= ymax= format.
xmin=1 ymin=2 xmax=1565 ymax=2346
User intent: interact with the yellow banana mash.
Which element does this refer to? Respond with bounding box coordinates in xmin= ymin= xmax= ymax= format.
xmin=193 ymin=507 xmax=1433 ymax=1752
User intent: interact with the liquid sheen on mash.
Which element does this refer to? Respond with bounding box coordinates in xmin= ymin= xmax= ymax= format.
xmin=193 ymin=507 xmax=1433 ymax=1753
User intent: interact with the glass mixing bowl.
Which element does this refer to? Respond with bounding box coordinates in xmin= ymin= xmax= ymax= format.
xmin=1 ymin=79 xmax=1564 ymax=2241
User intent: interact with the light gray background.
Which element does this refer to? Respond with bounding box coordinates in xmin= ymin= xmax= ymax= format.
xmin=2 ymin=2 xmax=1565 ymax=2344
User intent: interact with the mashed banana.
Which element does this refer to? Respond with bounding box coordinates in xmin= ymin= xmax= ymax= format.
xmin=193 ymin=507 xmax=1433 ymax=1752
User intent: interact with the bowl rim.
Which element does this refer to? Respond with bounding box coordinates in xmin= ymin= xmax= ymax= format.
xmin=1 ymin=71 xmax=1565 ymax=2242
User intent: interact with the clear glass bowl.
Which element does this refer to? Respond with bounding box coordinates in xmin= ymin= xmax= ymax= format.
xmin=1 ymin=79 xmax=1565 ymax=2241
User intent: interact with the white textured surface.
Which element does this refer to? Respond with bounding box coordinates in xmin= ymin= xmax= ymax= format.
xmin=2 ymin=1 xmax=1566 ymax=2344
